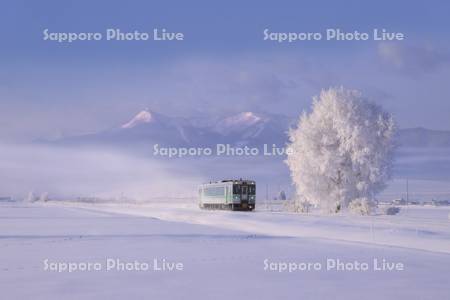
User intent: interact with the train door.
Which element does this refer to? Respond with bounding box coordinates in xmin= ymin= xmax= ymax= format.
xmin=241 ymin=185 xmax=248 ymax=202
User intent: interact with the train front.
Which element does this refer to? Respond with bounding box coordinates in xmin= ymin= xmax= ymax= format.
xmin=232 ymin=180 xmax=256 ymax=211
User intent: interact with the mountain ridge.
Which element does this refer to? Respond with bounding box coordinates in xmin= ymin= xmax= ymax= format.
xmin=40 ymin=110 xmax=450 ymax=149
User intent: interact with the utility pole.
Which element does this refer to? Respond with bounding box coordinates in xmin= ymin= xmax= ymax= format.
xmin=406 ymin=178 xmax=409 ymax=205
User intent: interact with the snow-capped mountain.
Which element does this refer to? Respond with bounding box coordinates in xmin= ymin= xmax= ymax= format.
xmin=45 ymin=109 xmax=292 ymax=149
xmin=41 ymin=109 xmax=450 ymax=152
xmin=210 ymin=111 xmax=291 ymax=146
xmin=121 ymin=109 xmax=153 ymax=129
xmin=48 ymin=109 xmax=192 ymax=148
xmin=214 ymin=112 xmax=265 ymax=135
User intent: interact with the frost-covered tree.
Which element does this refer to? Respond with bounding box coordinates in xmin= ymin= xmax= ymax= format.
xmin=25 ymin=191 xmax=36 ymax=203
xmin=286 ymin=87 xmax=396 ymax=213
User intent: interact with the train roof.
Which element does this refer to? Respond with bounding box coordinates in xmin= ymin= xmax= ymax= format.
xmin=201 ymin=179 xmax=255 ymax=185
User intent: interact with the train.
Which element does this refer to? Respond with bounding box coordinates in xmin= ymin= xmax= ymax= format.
xmin=198 ymin=179 xmax=256 ymax=211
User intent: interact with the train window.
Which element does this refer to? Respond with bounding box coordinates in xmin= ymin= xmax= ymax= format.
xmin=248 ymin=186 xmax=256 ymax=194
xmin=233 ymin=185 xmax=241 ymax=194
xmin=204 ymin=186 xmax=225 ymax=197
xmin=242 ymin=186 xmax=247 ymax=194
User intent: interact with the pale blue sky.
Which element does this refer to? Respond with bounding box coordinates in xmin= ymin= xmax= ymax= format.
xmin=1 ymin=0 xmax=450 ymax=140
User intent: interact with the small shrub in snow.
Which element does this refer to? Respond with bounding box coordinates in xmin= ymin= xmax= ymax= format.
xmin=39 ymin=192 xmax=49 ymax=202
xmin=296 ymin=201 xmax=313 ymax=213
xmin=283 ymin=199 xmax=312 ymax=213
xmin=348 ymin=198 xmax=373 ymax=215
xmin=25 ymin=191 xmax=37 ymax=202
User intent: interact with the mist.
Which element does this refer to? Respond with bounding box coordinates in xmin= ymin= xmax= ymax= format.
xmin=0 ymin=143 xmax=204 ymax=200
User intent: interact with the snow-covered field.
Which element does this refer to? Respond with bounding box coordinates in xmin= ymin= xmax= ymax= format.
xmin=1 ymin=202 xmax=449 ymax=299
xmin=49 ymin=201 xmax=450 ymax=254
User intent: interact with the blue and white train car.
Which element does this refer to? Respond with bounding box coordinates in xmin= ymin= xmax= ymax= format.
xmin=198 ymin=179 xmax=256 ymax=211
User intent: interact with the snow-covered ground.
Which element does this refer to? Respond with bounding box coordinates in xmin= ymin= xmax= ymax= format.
xmin=1 ymin=202 xmax=449 ymax=299
xmin=49 ymin=201 xmax=450 ymax=254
